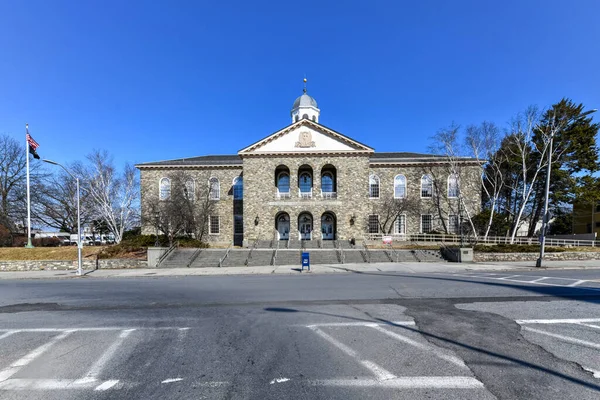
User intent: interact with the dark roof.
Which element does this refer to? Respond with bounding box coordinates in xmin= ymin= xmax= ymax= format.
xmin=370 ymin=152 xmax=478 ymax=162
xmin=136 ymin=155 xmax=242 ymax=168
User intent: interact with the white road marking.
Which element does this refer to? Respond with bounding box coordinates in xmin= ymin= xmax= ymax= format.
xmin=369 ymin=325 xmax=466 ymax=368
xmin=307 ymin=326 xmax=396 ymax=381
xmin=269 ymin=377 xmax=290 ymax=384
xmin=162 ymin=378 xmax=184 ymax=384
xmin=516 ymin=318 xmax=600 ymax=325
xmin=530 ymin=277 xmax=549 ymax=283
xmin=0 ymin=327 xmax=188 ymax=333
xmin=76 ymin=329 xmax=135 ymax=384
xmin=579 ymin=323 xmax=600 ymax=330
xmin=310 ymin=376 xmax=484 ymax=388
xmin=497 ymin=275 xmax=522 ymax=280
xmin=0 ymin=330 xmax=19 ymax=340
xmin=449 ymin=273 xmax=600 ymax=289
xmin=0 ymin=330 xmax=73 ymax=382
xmin=568 ymin=280 xmax=587 ymax=287
xmin=522 ymin=327 xmax=600 ymax=350
xmin=0 ymin=378 xmax=119 ymax=390
xmin=306 ymin=321 xmax=415 ymax=328
xmin=582 ymin=367 xmax=600 ymax=379
xmin=94 ymin=380 xmax=119 ymax=391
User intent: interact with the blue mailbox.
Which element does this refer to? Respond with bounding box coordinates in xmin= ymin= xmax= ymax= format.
xmin=301 ymin=252 xmax=310 ymax=271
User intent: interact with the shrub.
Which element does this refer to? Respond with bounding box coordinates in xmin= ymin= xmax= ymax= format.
xmin=474 ymin=244 xmax=566 ymax=253
xmin=97 ymin=234 xmax=208 ymax=259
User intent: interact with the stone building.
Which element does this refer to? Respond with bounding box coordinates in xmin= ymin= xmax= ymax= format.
xmin=136 ymin=89 xmax=482 ymax=246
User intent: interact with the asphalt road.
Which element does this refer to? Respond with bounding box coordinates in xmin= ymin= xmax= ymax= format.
xmin=1 ymin=268 xmax=600 ymax=399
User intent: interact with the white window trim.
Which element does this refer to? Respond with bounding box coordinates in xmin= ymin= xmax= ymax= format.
xmin=159 ymin=177 xmax=171 ymax=201
xmin=420 ymin=175 xmax=433 ymax=199
xmin=209 ymin=215 xmax=220 ymax=235
xmin=368 ymin=214 xmax=380 ymax=234
xmin=447 ymin=174 xmax=459 ymax=198
xmin=209 ymin=177 xmax=220 ymax=201
xmin=395 ymin=214 xmax=407 ymax=234
xmin=369 ymin=175 xmax=380 ymax=199
xmin=393 ymin=174 xmax=407 ymax=199
xmin=420 ymin=214 xmax=433 ymax=234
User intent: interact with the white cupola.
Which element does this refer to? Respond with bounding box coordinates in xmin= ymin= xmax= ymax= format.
xmin=291 ymin=79 xmax=320 ymax=123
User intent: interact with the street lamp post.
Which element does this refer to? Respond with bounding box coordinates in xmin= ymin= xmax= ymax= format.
xmin=43 ymin=159 xmax=82 ymax=276
xmin=536 ymin=108 xmax=597 ymax=268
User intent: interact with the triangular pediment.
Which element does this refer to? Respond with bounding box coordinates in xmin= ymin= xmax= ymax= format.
xmin=238 ymin=119 xmax=373 ymax=155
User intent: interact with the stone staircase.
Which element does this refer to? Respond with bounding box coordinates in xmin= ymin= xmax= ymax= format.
xmin=367 ymin=250 xmax=394 ymax=263
xmin=273 ymin=250 xmax=301 ymax=266
xmin=189 ymin=249 xmax=227 ymax=268
xmin=220 ymin=250 xmax=250 ymax=267
xmin=159 ymin=248 xmax=198 ymax=268
xmin=308 ymin=250 xmax=341 ymax=265
xmin=246 ymin=249 xmax=275 ymax=267
xmin=342 ymin=250 xmax=367 ymax=263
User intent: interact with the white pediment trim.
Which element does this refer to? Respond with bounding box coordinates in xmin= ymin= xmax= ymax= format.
xmin=238 ymin=119 xmax=374 ymax=155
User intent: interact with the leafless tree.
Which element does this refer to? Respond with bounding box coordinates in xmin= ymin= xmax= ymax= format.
xmin=77 ymin=150 xmax=139 ymax=244
xmin=371 ymin=196 xmax=421 ymax=234
xmin=465 ymin=121 xmax=505 ymax=238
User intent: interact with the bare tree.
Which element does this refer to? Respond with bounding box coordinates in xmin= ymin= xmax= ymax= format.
xmin=371 ymin=196 xmax=421 ymax=234
xmin=465 ymin=121 xmax=505 ymax=238
xmin=78 ymin=150 xmax=139 ymax=244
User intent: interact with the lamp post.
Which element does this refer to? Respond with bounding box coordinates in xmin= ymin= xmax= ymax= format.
xmin=43 ymin=159 xmax=82 ymax=276
xmin=536 ymin=108 xmax=597 ymax=268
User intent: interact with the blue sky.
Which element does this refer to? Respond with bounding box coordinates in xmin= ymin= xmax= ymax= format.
xmin=1 ymin=0 xmax=599 ymax=168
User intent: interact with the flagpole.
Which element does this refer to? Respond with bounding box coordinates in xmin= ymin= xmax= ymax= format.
xmin=25 ymin=123 xmax=33 ymax=248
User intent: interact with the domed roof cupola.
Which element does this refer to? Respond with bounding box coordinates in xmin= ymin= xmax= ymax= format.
xmin=291 ymin=78 xmax=320 ymax=123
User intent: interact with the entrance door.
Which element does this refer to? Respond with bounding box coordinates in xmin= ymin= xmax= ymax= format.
xmin=277 ymin=214 xmax=290 ymax=240
xmin=321 ymin=214 xmax=335 ymax=240
xmin=300 ymin=223 xmax=312 ymax=240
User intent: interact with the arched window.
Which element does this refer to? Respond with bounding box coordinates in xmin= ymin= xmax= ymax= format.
xmin=295 ymin=115 xmax=299 ymax=122
xmin=299 ymin=172 xmax=312 ymax=193
xmin=369 ymin=175 xmax=380 ymax=198
xmin=159 ymin=178 xmax=171 ymax=200
xmin=448 ymin=174 xmax=459 ymax=198
xmin=277 ymin=172 xmax=290 ymax=193
xmin=311 ymin=116 xmax=316 ymax=122
xmin=421 ymin=175 xmax=433 ymax=198
xmin=302 ymin=114 xmax=308 ymax=120
xmin=184 ymin=180 xmax=195 ymax=201
xmin=233 ymin=176 xmax=243 ymax=199
xmin=321 ymin=172 xmax=334 ymax=193
xmin=209 ymin=177 xmax=220 ymax=200
xmin=394 ymin=175 xmax=406 ymax=198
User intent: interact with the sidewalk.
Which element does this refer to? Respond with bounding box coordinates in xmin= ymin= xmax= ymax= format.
xmin=1 ymin=260 xmax=599 ymax=280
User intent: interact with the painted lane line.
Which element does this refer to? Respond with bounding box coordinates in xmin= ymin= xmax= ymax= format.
xmin=306 ymin=321 xmax=415 ymax=328
xmin=522 ymin=327 xmax=600 ymax=350
xmin=497 ymin=275 xmax=522 ymax=280
xmin=568 ymin=280 xmax=587 ymax=287
xmin=369 ymin=325 xmax=466 ymax=368
xmin=0 ymin=330 xmax=19 ymax=341
xmin=162 ymin=378 xmax=184 ymax=384
xmin=269 ymin=377 xmax=290 ymax=384
xmin=77 ymin=329 xmax=135 ymax=384
xmin=310 ymin=376 xmax=484 ymax=389
xmin=94 ymin=380 xmax=119 ymax=391
xmin=530 ymin=277 xmax=550 ymax=283
xmin=308 ymin=326 xmax=396 ymax=381
xmin=0 ymin=378 xmax=98 ymax=390
xmin=0 ymin=327 xmax=189 ymax=333
xmin=0 ymin=330 xmax=74 ymax=382
xmin=517 ymin=318 xmax=600 ymax=325
xmin=579 ymin=323 xmax=600 ymax=330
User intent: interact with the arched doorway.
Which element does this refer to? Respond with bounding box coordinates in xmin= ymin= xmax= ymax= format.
xmin=321 ymin=212 xmax=336 ymax=240
xmin=298 ymin=212 xmax=313 ymax=240
xmin=275 ymin=212 xmax=290 ymax=240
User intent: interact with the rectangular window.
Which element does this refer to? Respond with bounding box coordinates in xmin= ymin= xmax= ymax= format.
xmin=209 ymin=216 xmax=220 ymax=235
xmin=395 ymin=215 xmax=406 ymax=234
xmin=368 ymin=215 xmax=379 ymax=234
xmin=596 ymin=204 xmax=600 ymax=213
xmin=421 ymin=214 xmax=433 ymax=233
xmin=448 ymin=215 xmax=459 ymax=234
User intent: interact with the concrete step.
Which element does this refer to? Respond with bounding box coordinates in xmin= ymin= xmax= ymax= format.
xmin=273 ymin=250 xmax=301 ymax=266
xmin=189 ymin=250 xmax=227 ymax=268
xmin=342 ymin=250 xmax=367 ymax=263
xmin=367 ymin=250 xmax=393 ymax=263
xmin=160 ymin=248 xmax=198 ymax=268
xmin=321 ymin=241 xmax=335 ymax=249
xmin=245 ymin=250 xmax=274 ymax=267
xmin=221 ymin=250 xmax=250 ymax=267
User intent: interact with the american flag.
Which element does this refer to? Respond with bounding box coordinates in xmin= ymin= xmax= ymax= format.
xmin=26 ymin=132 xmax=39 ymax=151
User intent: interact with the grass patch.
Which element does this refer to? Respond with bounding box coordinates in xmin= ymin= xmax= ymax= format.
xmin=0 ymin=247 xmax=104 ymax=261
xmin=474 ymin=244 xmax=567 ymax=253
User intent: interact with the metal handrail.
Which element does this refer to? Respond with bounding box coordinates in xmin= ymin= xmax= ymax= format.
xmin=336 ymin=240 xmax=345 ymax=264
xmin=157 ymin=241 xmax=179 ymax=266
xmin=386 ymin=243 xmax=399 ymax=262
xmin=272 ymin=239 xmax=280 ymax=266
xmin=185 ymin=248 xmax=202 ymax=268
xmin=219 ymin=244 xmax=232 ymax=268
xmin=362 ymin=239 xmax=371 ymax=263
xmin=245 ymin=238 xmax=259 ymax=266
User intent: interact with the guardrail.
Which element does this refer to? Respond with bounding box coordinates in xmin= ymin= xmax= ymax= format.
xmin=157 ymin=241 xmax=179 ymax=267
xmin=363 ymin=233 xmax=599 ymax=248
xmin=219 ymin=244 xmax=232 ymax=268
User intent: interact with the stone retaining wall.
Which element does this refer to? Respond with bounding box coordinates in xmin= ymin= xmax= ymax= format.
xmin=474 ymin=252 xmax=600 ymax=262
xmin=0 ymin=259 xmax=147 ymax=272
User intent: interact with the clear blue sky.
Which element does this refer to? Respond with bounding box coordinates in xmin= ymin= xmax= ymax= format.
xmin=1 ymin=0 xmax=599 ymax=168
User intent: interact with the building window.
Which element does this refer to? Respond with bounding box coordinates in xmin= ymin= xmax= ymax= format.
xmin=369 ymin=175 xmax=380 ymax=198
xmin=277 ymin=172 xmax=290 ymax=193
xmin=299 ymin=172 xmax=312 ymax=193
xmin=311 ymin=116 xmax=316 ymax=122
xmin=184 ymin=180 xmax=195 ymax=201
xmin=421 ymin=175 xmax=433 ymax=198
xmin=596 ymin=204 xmax=600 ymax=213
xmin=321 ymin=172 xmax=334 ymax=193
xmin=395 ymin=215 xmax=406 ymax=234
xmin=449 ymin=215 xmax=459 ymax=234
xmin=233 ymin=176 xmax=243 ymax=199
xmin=209 ymin=216 xmax=220 ymax=234
xmin=159 ymin=178 xmax=171 ymax=200
xmin=295 ymin=115 xmax=299 ymax=122
xmin=448 ymin=174 xmax=459 ymax=198
xmin=368 ymin=215 xmax=379 ymax=234
xmin=596 ymin=222 xmax=600 ymax=228
xmin=421 ymin=214 xmax=433 ymax=233
xmin=302 ymin=114 xmax=308 ymax=119
xmin=394 ymin=175 xmax=406 ymax=198
xmin=209 ymin=178 xmax=220 ymax=200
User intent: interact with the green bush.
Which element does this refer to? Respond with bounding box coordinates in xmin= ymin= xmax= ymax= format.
xmin=474 ymin=244 xmax=567 ymax=253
